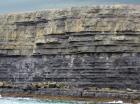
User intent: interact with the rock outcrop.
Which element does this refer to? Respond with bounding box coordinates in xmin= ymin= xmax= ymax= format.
xmin=0 ymin=5 xmax=140 ymax=91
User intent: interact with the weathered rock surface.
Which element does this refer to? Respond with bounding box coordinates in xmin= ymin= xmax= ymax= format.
xmin=0 ymin=5 xmax=140 ymax=91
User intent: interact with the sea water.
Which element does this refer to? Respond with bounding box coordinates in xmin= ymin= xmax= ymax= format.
xmin=0 ymin=97 xmax=86 ymax=104
xmin=0 ymin=97 xmax=130 ymax=104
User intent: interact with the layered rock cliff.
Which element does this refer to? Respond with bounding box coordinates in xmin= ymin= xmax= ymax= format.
xmin=0 ymin=5 xmax=140 ymax=90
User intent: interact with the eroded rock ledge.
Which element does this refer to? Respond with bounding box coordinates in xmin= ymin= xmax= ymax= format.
xmin=0 ymin=5 xmax=140 ymax=100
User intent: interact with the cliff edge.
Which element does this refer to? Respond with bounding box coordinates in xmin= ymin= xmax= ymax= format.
xmin=0 ymin=5 xmax=140 ymax=100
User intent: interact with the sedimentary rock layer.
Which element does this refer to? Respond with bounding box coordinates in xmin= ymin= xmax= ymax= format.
xmin=0 ymin=5 xmax=140 ymax=89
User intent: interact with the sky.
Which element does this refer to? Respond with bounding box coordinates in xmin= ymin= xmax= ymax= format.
xmin=0 ymin=0 xmax=140 ymax=14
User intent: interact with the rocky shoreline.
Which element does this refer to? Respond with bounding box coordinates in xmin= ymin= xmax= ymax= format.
xmin=0 ymin=82 xmax=139 ymax=103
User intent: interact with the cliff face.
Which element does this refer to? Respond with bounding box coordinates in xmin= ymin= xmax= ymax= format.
xmin=0 ymin=5 xmax=140 ymax=89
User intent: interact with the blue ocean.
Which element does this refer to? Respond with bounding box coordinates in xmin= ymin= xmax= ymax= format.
xmin=0 ymin=97 xmax=86 ymax=104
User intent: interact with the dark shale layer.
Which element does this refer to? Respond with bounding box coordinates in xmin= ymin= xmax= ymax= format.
xmin=0 ymin=5 xmax=140 ymax=99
